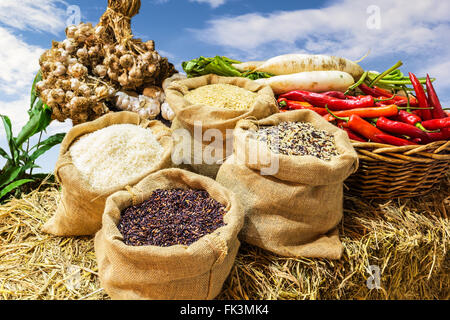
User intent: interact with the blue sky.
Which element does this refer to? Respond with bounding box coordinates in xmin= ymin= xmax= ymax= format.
xmin=1 ymin=0 xmax=450 ymax=173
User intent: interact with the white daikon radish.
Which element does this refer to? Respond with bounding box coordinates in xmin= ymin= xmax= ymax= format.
xmin=232 ymin=60 xmax=265 ymax=72
xmin=255 ymin=54 xmax=364 ymax=80
xmin=254 ymin=71 xmax=355 ymax=95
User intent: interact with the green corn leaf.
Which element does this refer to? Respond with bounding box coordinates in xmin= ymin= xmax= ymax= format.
xmin=1 ymin=114 xmax=19 ymax=165
xmin=1 ymin=114 xmax=13 ymax=145
xmin=0 ymin=166 xmax=22 ymax=189
xmin=30 ymin=70 xmax=42 ymax=109
xmin=0 ymin=147 xmax=11 ymax=161
xmin=29 ymin=133 xmax=65 ymax=163
xmin=0 ymin=179 xmax=34 ymax=200
xmin=28 ymin=99 xmax=44 ymax=118
xmin=15 ymin=104 xmax=52 ymax=148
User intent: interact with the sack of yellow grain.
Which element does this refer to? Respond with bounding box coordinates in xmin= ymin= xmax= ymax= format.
xmin=165 ymin=74 xmax=279 ymax=179
xmin=42 ymin=111 xmax=173 ymax=236
xmin=216 ymin=110 xmax=359 ymax=259
xmin=94 ymin=168 xmax=243 ymax=300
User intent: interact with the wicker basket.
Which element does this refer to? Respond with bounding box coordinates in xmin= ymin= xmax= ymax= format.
xmin=345 ymin=140 xmax=450 ymax=199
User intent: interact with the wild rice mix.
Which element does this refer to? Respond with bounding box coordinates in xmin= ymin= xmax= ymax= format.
xmin=118 ymin=188 xmax=227 ymax=247
xmin=255 ymin=121 xmax=339 ymax=161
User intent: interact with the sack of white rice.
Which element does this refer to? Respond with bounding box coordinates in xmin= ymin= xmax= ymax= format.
xmin=42 ymin=111 xmax=173 ymax=236
xmin=165 ymin=74 xmax=279 ymax=179
xmin=216 ymin=110 xmax=359 ymax=259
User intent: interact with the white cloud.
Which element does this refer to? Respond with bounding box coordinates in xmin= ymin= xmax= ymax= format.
xmin=0 ymin=95 xmax=31 ymax=135
xmin=152 ymin=0 xmax=227 ymax=8
xmin=0 ymin=28 xmax=44 ymax=96
xmin=0 ymin=0 xmax=69 ymax=139
xmin=189 ymin=0 xmax=227 ymax=9
xmin=0 ymin=0 xmax=67 ymax=34
xmin=190 ymin=0 xmax=450 ymax=70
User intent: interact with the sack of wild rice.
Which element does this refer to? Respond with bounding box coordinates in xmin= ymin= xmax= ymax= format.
xmin=165 ymin=74 xmax=279 ymax=179
xmin=94 ymin=168 xmax=243 ymax=300
xmin=216 ymin=110 xmax=359 ymax=259
xmin=42 ymin=111 xmax=173 ymax=236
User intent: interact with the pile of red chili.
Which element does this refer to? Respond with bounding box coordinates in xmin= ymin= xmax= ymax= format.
xmin=277 ymin=72 xmax=450 ymax=146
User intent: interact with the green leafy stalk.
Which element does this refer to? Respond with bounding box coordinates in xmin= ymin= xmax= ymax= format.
xmin=345 ymin=71 xmax=368 ymax=95
xmin=0 ymin=70 xmax=65 ymax=202
xmin=0 ymin=179 xmax=34 ymax=199
xmin=182 ymin=56 xmax=273 ymax=80
xmin=369 ymin=60 xmax=403 ymax=87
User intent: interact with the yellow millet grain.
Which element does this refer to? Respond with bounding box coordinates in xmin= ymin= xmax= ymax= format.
xmin=184 ymin=83 xmax=257 ymax=110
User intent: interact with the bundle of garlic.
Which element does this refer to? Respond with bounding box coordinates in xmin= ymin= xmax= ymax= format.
xmin=36 ymin=0 xmax=176 ymax=125
xmin=115 ymin=90 xmax=161 ymax=120
xmin=37 ymin=29 xmax=113 ymax=124
xmin=94 ymin=0 xmax=176 ymax=90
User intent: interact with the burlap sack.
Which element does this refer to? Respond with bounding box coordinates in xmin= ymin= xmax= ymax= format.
xmin=216 ymin=110 xmax=359 ymax=259
xmin=94 ymin=168 xmax=243 ymax=300
xmin=42 ymin=111 xmax=174 ymax=236
xmin=165 ymin=74 xmax=279 ymax=179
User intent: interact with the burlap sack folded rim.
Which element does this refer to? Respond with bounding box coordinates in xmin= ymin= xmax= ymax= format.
xmin=233 ymin=109 xmax=359 ymax=186
xmin=97 ymin=168 xmax=244 ymax=282
xmin=55 ymin=111 xmax=174 ymax=197
xmin=165 ymin=74 xmax=279 ymax=132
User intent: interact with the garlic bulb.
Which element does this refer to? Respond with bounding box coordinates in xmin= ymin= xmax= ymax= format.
xmin=53 ymin=63 xmax=67 ymax=76
xmin=114 ymin=91 xmax=161 ymax=120
xmin=119 ymin=54 xmax=134 ymax=69
xmin=161 ymin=102 xmax=175 ymax=121
xmin=68 ymin=63 xmax=88 ymax=78
xmin=139 ymin=95 xmax=160 ymax=119
xmin=94 ymin=65 xmax=107 ymax=77
xmin=95 ymin=86 xmax=109 ymax=99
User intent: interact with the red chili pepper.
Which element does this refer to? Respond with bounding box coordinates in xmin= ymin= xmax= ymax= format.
xmin=285 ymin=100 xmax=328 ymax=116
xmin=280 ymin=90 xmax=375 ymax=110
xmin=425 ymin=74 xmax=447 ymax=119
xmin=322 ymin=91 xmax=348 ymax=99
xmin=396 ymin=110 xmax=422 ymax=125
xmin=426 ymin=128 xmax=450 ymax=142
xmin=359 ymin=83 xmax=391 ymax=97
xmin=374 ymin=117 xmax=429 ymax=140
xmin=323 ymin=104 xmax=401 ymax=122
xmin=409 ymin=72 xmax=432 ymax=120
xmin=395 ymin=110 xmax=430 ymax=132
xmin=325 ymin=108 xmax=385 ymax=142
xmin=336 ymin=120 xmax=349 ymax=128
xmin=340 ymin=126 xmax=368 ymax=142
xmin=359 ymin=83 xmax=418 ymax=106
xmin=421 ymin=117 xmax=450 ymax=130
xmin=374 ymin=133 xmax=418 ymax=146
xmin=411 ymin=137 xmax=424 ymax=144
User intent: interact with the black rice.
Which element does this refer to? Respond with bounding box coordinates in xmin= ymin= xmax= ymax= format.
xmin=118 ymin=188 xmax=227 ymax=247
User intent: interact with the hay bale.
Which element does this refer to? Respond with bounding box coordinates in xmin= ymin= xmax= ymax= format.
xmin=0 ymin=186 xmax=108 ymax=300
xmin=0 ymin=176 xmax=448 ymax=300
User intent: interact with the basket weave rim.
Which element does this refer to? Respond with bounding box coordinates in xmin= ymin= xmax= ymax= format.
xmin=350 ymin=140 xmax=450 ymax=163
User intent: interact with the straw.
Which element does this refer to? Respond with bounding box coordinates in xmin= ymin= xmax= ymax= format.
xmin=0 ymin=175 xmax=448 ymax=300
